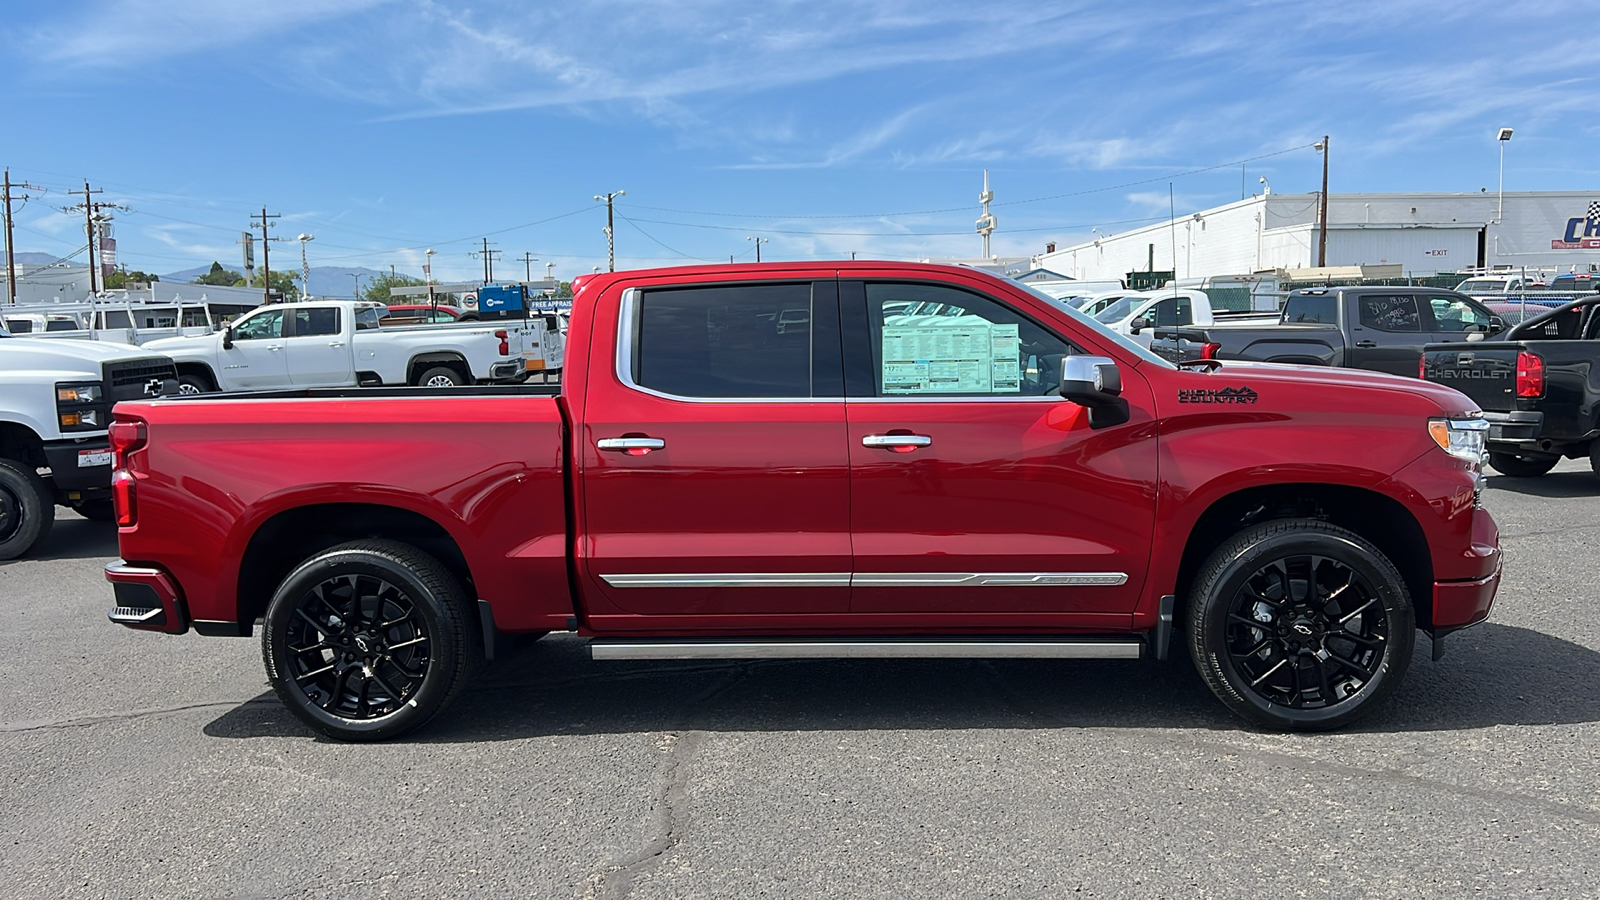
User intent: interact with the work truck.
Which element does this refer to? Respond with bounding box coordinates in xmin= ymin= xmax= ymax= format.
xmin=143 ymin=300 xmax=562 ymax=393
xmin=1421 ymin=294 xmax=1600 ymax=479
xmin=1151 ymin=287 xmax=1505 ymax=376
xmin=1 ymin=324 xmax=177 ymax=559
xmin=105 ymin=262 xmax=1500 ymax=740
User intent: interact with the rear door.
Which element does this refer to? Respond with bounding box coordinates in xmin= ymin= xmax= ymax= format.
xmin=286 ymin=306 xmax=355 ymax=386
xmin=1349 ymin=292 xmax=1426 ymax=375
xmin=579 ymin=277 xmax=851 ymax=618
xmin=842 ymin=278 xmax=1157 ymax=619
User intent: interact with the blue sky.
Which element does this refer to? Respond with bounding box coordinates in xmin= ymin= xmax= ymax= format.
xmin=3 ymin=0 xmax=1598 ymax=286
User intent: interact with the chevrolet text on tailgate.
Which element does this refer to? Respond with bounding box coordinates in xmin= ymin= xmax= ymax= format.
xmin=105 ymin=262 xmax=1502 ymax=740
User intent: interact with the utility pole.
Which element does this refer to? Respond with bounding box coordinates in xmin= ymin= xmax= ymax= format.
xmin=520 ymin=252 xmax=538 ymax=282
xmin=251 ymin=207 xmax=281 ymax=304
xmin=471 ymin=238 xmax=501 ymax=284
xmin=3 ymin=170 xmax=45 ymax=305
xmin=1316 ymin=135 xmax=1329 ymax=268
xmin=746 ymin=236 xmax=769 ymax=263
xmin=594 ymin=190 xmax=624 ymax=272
xmin=67 ymin=181 xmax=106 ymax=294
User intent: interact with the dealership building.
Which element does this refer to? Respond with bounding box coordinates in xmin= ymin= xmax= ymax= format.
xmin=1035 ymin=191 xmax=1600 ymax=284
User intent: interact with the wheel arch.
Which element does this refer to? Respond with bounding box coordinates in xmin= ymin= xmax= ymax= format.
xmin=1173 ymin=483 xmax=1435 ymax=632
xmin=234 ymin=502 xmax=478 ymax=636
xmin=407 ymin=352 xmax=471 ymax=385
xmin=0 ymin=420 xmax=47 ymax=469
xmin=174 ymin=361 xmax=219 ymax=391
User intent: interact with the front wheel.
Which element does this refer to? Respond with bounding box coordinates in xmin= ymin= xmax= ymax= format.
xmin=1488 ymin=451 xmax=1558 ymax=478
xmin=0 ymin=457 xmax=54 ymax=560
xmin=262 ymin=540 xmax=479 ymax=741
xmin=1187 ymin=518 xmax=1414 ymax=731
xmin=177 ymin=374 xmax=214 ymax=395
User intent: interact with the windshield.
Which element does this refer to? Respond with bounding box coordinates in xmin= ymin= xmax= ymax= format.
xmin=1092 ymin=296 xmax=1144 ymax=323
xmin=1014 ymin=283 xmax=1173 ymax=369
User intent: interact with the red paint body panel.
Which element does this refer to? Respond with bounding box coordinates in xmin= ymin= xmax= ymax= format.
xmin=110 ymin=260 xmax=1501 ymax=643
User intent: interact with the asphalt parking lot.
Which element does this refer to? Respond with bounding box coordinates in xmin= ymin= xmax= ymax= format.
xmin=3 ymin=462 xmax=1598 ymax=899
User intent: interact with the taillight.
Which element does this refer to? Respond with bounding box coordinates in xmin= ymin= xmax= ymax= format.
xmin=495 ymin=329 xmax=509 ymax=356
xmin=1516 ymin=351 xmax=1545 ymax=398
xmin=1200 ymin=342 xmax=1222 ymax=361
xmin=108 ymin=419 xmax=147 ymax=527
xmin=1418 ymin=353 xmax=1426 ymax=379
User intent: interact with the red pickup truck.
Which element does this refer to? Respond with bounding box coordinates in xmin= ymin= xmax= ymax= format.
xmin=105 ymin=262 xmax=1501 ymax=740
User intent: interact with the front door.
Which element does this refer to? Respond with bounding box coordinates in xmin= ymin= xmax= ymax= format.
xmin=219 ymin=308 xmax=289 ymax=390
xmin=580 ymin=278 xmax=851 ymax=617
xmin=842 ymin=279 xmax=1157 ymax=617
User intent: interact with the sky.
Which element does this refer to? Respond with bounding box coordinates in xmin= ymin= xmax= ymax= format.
xmin=2 ymin=0 xmax=1598 ymax=289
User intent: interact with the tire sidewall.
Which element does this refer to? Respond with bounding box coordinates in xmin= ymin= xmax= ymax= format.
xmin=0 ymin=458 xmax=51 ymax=560
xmin=1195 ymin=527 xmax=1414 ymax=730
xmin=416 ymin=366 xmax=463 ymax=387
xmin=263 ymin=548 xmax=463 ymax=740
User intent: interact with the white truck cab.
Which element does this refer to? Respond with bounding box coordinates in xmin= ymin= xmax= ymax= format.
xmin=1090 ymin=289 xmax=1217 ymax=349
xmin=144 ymin=300 xmax=563 ymax=393
xmin=0 ymin=324 xmax=178 ymax=558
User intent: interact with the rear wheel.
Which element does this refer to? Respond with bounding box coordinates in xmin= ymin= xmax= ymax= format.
xmin=1487 ymin=451 xmax=1558 ymax=478
xmin=261 ymin=540 xmax=479 ymax=741
xmin=415 ymin=365 xmax=465 ymax=387
xmin=0 ymin=457 xmax=54 ymax=560
xmin=1187 ymin=518 xmax=1414 ymax=731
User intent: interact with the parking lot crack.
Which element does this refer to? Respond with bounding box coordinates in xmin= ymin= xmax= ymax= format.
xmin=578 ymin=667 xmax=746 ymax=900
xmin=0 ymin=697 xmax=275 ymax=734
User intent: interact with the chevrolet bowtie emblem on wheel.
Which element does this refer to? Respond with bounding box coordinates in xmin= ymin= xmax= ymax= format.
xmin=144 ymin=378 xmax=165 ymax=397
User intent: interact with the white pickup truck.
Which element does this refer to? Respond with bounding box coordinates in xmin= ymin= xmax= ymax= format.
xmin=143 ymin=300 xmax=563 ymax=393
xmin=1080 ymin=288 xmax=1226 ymax=349
xmin=1 ymin=324 xmax=179 ymax=558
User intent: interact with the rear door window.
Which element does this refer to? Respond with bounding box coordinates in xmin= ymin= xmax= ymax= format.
xmin=630 ymin=282 xmax=831 ymax=398
xmin=1152 ymin=295 xmax=1193 ymax=327
xmin=290 ymin=307 xmax=342 ymax=337
xmin=1358 ymin=295 xmax=1421 ymax=332
xmin=1283 ymin=295 xmax=1337 ymax=324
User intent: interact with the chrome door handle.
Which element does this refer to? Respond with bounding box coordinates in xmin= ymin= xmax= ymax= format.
xmin=862 ymin=434 xmax=932 ymax=449
xmin=268 ymin=344 xmax=283 ymax=351
xmin=597 ymin=437 xmax=666 ymax=452
xmin=328 ymin=341 xmax=345 ymax=348
xmin=1354 ymin=340 xmax=1378 ymax=348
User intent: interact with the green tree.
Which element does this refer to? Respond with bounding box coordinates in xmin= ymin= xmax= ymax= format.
xmin=104 ymin=269 xmax=161 ymax=289
xmin=360 ymin=273 xmax=425 ymax=305
xmin=248 ymin=270 xmax=301 ymax=303
xmin=192 ymin=261 xmax=245 ymax=286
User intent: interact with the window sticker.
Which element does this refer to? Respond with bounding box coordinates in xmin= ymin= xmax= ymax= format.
xmin=881 ymin=316 xmax=1022 ymax=394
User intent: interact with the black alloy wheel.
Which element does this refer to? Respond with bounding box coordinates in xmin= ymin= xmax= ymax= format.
xmin=1487 ymin=451 xmax=1558 ymax=478
xmin=1188 ymin=519 xmax=1414 ymax=731
xmin=0 ymin=457 xmax=53 ymax=561
xmin=262 ymin=540 xmax=478 ymax=741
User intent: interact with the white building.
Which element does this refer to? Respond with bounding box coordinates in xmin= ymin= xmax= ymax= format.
xmin=1036 ymin=191 xmax=1600 ymax=284
xmin=2 ymin=263 xmax=265 ymax=307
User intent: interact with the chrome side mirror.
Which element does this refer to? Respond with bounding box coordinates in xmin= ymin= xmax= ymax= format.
xmin=1060 ymin=356 xmax=1129 ymax=429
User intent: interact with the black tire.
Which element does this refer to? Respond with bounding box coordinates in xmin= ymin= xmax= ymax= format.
xmin=0 ymin=457 xmax=54 ymax=561
xmin=1487 ymin=451 xmax=1558 ymax=478
xmin=1589 ymin=441 xmax=1600 ymax=478
xmin=177 ymin=373 xmax=214 ymax=395
xmin=1187 ymin=518 xmax=1414 ymax=731
xmin=261 ymin=540 xmax=480 ymax=741
xmin=72 ymin=499 xmax=117 ymax=523
xmin=415 ymin=365 xmax=465 ymax=387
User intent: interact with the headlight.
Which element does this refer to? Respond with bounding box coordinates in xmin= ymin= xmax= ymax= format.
xmin=57 ymin=384 xmax=102 ymax=403
xmin=1428 ymin=417 xmax=1488 ymax=465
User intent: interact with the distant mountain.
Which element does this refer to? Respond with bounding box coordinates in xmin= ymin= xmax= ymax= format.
xmin=12 ymin=252 xmax=73 ymax=267
xmin=158 ymin=264 xmax=389 ymax=298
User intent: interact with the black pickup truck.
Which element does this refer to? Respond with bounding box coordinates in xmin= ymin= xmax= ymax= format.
xmin=1421 ymin=295 xmax=1600 ymax=479
xmin=1152 ymin=287 xmax=1505 ymax=377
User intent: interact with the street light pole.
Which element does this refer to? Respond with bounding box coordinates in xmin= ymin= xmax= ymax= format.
xmin=425 ymin=248 xmax=436 ymax=311
xmin=594 ymin=190 xmax=624 ymax=272
xmin=297 ymin=233 xmax=314 ymax=300
xmin=1315 ymin=136 xmax=1329 ymax=268
xmin=746 ymin=235 xmax=769 ymax=263
xmin=1496 ymin=127 xmax=1514 ymax=224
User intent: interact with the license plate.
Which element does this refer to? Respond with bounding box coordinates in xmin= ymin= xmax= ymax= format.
xmin=78 ymin=450 xmax=112 ymax=468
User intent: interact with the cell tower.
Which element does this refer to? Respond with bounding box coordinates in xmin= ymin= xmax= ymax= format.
xmin=975 ymin=169 xmax=997 ymax=258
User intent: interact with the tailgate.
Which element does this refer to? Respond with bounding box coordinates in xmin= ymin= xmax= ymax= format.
xmin=1421 ymin=343 xmax=1519 ymax=411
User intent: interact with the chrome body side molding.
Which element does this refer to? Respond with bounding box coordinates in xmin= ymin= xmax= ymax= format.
xmin=600 ymin=572 xmax=1128 ymax=588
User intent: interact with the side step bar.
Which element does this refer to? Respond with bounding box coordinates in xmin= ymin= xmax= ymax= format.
xmin=589 ymin=638 xmax=1143 ymax=661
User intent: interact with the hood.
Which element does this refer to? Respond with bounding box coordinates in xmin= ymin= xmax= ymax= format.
xmin=142 ymin=334 xmax=215 ymax=352
xmin=0 ymin=336 xmax=164 ymax=365
xmin=1211 ymin=360 xmax=1480 ymax=416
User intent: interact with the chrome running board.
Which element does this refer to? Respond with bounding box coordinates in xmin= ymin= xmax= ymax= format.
xmin=589 ymin=637 xmax=1143 ymax=661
